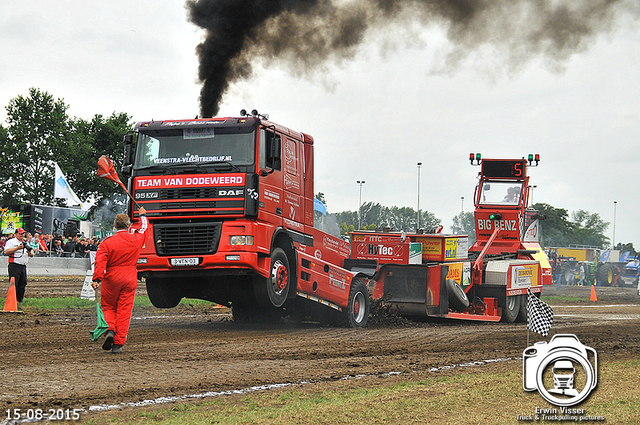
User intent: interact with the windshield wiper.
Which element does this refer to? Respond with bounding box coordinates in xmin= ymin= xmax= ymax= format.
xmin=172 ymin=162 xmax=209 ymax=174
xmin=183 ymin=160 xmax=242 ymax=172
xmin=137 ymin=161 xmax=242 ymax=174
xmin=210 ymin=161 xmax=241 ymax=172
xmin=137 ymin=164 xmax=177 ymax=174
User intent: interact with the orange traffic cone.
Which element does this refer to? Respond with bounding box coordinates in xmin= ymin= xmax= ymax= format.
xmin=590 ymin=284 xmax=598 ymax=302
xmin=3 ymin=277 xmax=19 ymax=312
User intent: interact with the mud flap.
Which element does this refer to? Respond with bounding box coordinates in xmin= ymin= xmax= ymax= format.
xmin=375 ymin=264 xmax=449 ymax=316
xmin=380 ymin=264 xmax=428 ymax=304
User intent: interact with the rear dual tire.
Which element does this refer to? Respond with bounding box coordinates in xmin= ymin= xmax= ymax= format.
xmin=336 ymin=279 xmax=369 ymax=328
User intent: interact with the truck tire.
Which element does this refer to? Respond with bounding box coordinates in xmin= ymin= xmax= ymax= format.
xmin=146 ymin=278 xmax=182 ymax=308
xmin=231 ymin=302 xmax=254 ymax=323
xmin=598 ymin=264 xmax=615 ymax=286
xmin=336 ymin=279 xmax=369 ymax=328
xmin=445 ymin=279 xmax=469 ymax=312
xmin=501 ymin=295 xmax=520 ymax=323
xmin=232 ymin=302 xmax=281 ymax=324
xmin=254 ymin=247 xmax=290 ymax=308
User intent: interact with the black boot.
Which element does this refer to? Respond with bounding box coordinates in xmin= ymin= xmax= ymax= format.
xmin=102 ymin=330 xmax=115 ymax=351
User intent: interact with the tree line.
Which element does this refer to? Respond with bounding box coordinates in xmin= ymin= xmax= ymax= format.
xmin=320 ymin=199 xmax=625 ymax=252
xmin=0 ymin=88 xmax=130 ymax=230
xmin=1 ymin=88 xmax=626 ymax=251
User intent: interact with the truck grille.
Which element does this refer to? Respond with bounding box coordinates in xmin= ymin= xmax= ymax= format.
xmin=135 ymin=188 xmax=245 ymax=217
xmin=153 ymin=223 xmax=222 ymax=256
xmin=162 ymin=188 xmax=217 ymax=199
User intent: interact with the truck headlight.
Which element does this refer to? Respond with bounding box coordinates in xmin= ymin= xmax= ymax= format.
xmin=230 ymin=235 xmax=254 ymax=246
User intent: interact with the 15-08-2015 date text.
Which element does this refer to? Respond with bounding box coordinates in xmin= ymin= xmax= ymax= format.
xmin=6 ymin=408 xmax=82 ymax=421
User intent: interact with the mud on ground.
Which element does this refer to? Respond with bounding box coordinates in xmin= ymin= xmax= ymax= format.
xmin=0 ymin=278 xmax=638 ymax=420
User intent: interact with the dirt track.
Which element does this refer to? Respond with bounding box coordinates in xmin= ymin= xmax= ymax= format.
xmin=0 ymin=278 xmax=638 ymax=421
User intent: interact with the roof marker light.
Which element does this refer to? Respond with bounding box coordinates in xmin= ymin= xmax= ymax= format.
xmin=469 ymin=153 xmax=482 ymax=165
xmin=527 ymin=153 xmax=541 ymax=166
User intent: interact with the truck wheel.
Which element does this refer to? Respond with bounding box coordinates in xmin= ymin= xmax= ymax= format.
xmin=598 ymin=264 xmax=614 ymax=286
xmin=232 ymin=302 xmax=254 ymax=323
xmin=254 ymin=247 xmax=290 ymax=308
xmin=146 ymin=278 xmax=182 ymax=308
xmin=232 ymin=302 xmax=281 ymax=324
xmin=336 ymin=279 xmax=369 ymax=328
xmin=445 ymin=279 xmax=469 ymax=311
xmin=501 ymin=295 xmax=520 ymax=323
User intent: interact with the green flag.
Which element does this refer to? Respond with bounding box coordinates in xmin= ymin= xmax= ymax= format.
xmin=89 ymin=300 xmax=109 ymax=341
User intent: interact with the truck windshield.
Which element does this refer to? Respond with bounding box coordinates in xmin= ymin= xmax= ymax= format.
xmin=134 ymin=127 xmax=256 ymax=169
xmin=479 ymin=181 xmax=523 ymax=206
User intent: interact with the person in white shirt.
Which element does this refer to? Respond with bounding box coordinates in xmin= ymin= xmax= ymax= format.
xmin=3 ymin=228 xmax=34 ymax=302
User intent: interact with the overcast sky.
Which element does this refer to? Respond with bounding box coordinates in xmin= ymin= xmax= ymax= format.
xmin=2 ymin=1 xmax=639 ymax=248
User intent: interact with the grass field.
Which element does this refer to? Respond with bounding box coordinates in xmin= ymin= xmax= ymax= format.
xmin=5 ymin=293 xmax=638 ymax=424
xmin=2 ymin=296 xmax=212 ymax=310
xmin=83 ymin=359 xmax=639 ymax=424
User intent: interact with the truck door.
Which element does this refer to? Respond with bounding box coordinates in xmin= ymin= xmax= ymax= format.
xmin=259 ymin=128 xmax=283 ymax=227
xmin=282 ymin=136 xmax=304 ymax=232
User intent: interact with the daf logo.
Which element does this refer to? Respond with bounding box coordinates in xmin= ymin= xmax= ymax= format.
xmin=218 ymin=189 xmax=243 ymax=196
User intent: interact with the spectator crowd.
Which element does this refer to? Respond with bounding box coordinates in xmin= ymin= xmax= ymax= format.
xmin=0 ymin=231 xmax=101 ymax=257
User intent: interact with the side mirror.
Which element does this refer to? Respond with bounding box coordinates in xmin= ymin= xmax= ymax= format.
xmin=271 ymin=135 xmax=281 ymax=170
xmin=266 ymin=132 xmax=281 ymax=171
xmin=122 ymin=133 xmax=134 ymax=177
xmin=123 ymin=133 xmax=134 ymax=164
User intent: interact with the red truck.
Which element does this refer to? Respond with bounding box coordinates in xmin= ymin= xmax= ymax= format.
xmin=120 ymin=111 xmax=369 ymax=327
xmin=348 ymin=154 xmax=552 ymax=323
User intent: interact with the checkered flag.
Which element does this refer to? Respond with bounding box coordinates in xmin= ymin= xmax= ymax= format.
xmin=527 ymin=288 xmax=553 ymax=336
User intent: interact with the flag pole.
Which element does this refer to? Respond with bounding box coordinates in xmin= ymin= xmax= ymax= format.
xmin=97 ymin=156 xmax=141 ymax=209
xmin=52 ymin=167 xmax=56 ymax=256
xmin=526 ymin=290 xmax=530 ymax=346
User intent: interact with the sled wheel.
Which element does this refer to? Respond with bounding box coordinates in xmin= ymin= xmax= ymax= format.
xmin=501 ymin=295 xmax=521 ymax=323
xmin=516 ymin=294 xmax=528 ymax=322
xmin=445 ymin=279 xmax=469 ymax=311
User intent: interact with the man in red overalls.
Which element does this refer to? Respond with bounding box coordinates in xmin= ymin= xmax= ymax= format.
xmin=92 ymin=207 xmax=148 ymax=354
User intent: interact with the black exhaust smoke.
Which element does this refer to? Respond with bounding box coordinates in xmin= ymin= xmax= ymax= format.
xmin=186 ymin=0 xmax=636 ymax=118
